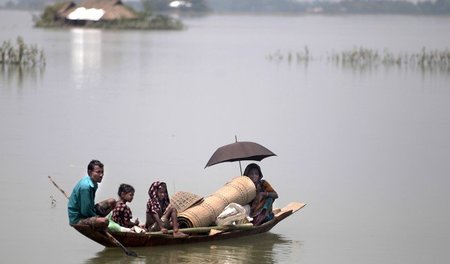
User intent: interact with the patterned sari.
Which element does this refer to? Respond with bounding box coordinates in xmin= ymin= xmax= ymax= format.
xmin=146 ymin=181 xmax=170 ymax=217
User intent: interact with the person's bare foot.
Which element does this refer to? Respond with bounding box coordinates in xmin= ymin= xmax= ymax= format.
xmin=173 ymin=231 xmax=188 ymax=238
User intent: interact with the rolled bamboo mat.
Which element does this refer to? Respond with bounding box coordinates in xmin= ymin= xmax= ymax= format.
xmin=170 ymin=191 xmax=204 ymax=213
xmin=177 ymin=176 xmax=256 ymax=228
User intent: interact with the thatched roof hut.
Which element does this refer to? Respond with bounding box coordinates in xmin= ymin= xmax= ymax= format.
xmin=56 ymin=1 xmax=77 ymax=18
xmin=78 ymin=0 xmax=138 ymax=20
xmin=57 ymin=0 xmax=138 ymax=21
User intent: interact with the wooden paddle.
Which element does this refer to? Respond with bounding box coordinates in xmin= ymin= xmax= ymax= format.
xmin=47 ymin=176 xmax=138 ymax=257
xmin=103 ymin=231 xmax=138 ymax=257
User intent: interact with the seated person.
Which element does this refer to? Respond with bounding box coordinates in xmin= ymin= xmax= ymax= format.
xmin=145 ymin=181 xmax=188 ymax=238
xmin=111 ymin=183 xmax=140 ymax=229
xmin=67 ymin=160 xmax=116 ymax=230
xmin=243 ymin=163 xmax=279 ymax=226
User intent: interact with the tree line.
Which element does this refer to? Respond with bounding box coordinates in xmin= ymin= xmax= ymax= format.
xmin=207 ymin=0 xmax=450 ymax=15
xmin=2 ymin=0 xmax=450 ymax=15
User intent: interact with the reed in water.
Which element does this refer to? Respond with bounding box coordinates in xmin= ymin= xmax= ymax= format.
xmin=0 ymin=36 xmax=46 ymax=66
xmin=268 ymin=46 xmax=450 ymax=73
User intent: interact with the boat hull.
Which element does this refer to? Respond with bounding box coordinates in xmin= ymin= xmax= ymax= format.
xmin=72 ymin=202 xmax=305 ymax=247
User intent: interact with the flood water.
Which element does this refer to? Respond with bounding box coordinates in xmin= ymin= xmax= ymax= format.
xmin=1 ymin=10 xmax=450 ymax=264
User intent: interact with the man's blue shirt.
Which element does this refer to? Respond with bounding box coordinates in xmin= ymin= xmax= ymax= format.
xmin=67 ymin=175 xmax=98 ymax=225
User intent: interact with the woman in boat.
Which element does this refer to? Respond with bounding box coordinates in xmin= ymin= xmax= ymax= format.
xmin=145 ymin=181 xmax=188 ymax=238
xmin=111 ymin=183 xmax=139 ymax=229
xmin=243 ymin=163 xmax=279 ymax=226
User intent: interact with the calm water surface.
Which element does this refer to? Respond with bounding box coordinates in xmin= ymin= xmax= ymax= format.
xmin=1 ymin=10 xmax=450 ymax=264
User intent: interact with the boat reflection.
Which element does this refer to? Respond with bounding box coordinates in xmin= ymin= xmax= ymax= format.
xmin=85 ymin=232 xmax=302 ymax=264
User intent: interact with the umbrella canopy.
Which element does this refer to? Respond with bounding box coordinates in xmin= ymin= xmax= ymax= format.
xmin=205 ymin=141 xmax=276 ymax=168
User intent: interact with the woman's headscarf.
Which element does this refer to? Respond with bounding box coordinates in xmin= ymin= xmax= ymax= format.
xmin=243 ymin=163 xmax=263 ymax=180
xmin=146 ymin=181 xmax=170 ymax=215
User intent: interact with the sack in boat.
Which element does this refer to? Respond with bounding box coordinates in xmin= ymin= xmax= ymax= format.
xmin=107 ymin=218 xmax=122 ymax=232
xmin=216 ymin=202 xmax=247 ymax=226
xmin=131 ymin=226 xmax=146 ymax=233
xmin=106 ymin=213 xmax=135 ymax=232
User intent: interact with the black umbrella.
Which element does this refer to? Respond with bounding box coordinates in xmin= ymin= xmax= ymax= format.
xmin=205 ymin=140 xmax=276 ymax=174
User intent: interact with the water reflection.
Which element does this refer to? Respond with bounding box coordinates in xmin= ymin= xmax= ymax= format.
xmin=85 ymin=233 xmax=301 ymax=264
xmin=0 ymin=64 xmax=45 ymax=88
xmin=70 ymin=28 xmax=102 ymax=89
xmin=329 ymin=59 xmax=450 ymax=75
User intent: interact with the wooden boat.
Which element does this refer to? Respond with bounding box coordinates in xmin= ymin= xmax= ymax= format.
xmin=72 ymin=202 xmax=306 ymax=248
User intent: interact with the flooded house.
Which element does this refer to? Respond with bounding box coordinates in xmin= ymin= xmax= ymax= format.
xmin=35 ymin=0 xmax=183 ymax=30
xmin=56 ymin=0 xmax=139 ymax=24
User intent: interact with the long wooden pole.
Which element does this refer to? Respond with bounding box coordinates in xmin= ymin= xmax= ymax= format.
xmin=47 ymin=176 xmax=138 ymax=257
xmin=148 ymin=223 xmax=253 ymax=236
xmin=48 ymin=176 xmax=69 ymax=199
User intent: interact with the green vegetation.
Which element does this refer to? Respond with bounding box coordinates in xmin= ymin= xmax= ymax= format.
xmin=75 ymin=15 xmax=183 ymax=30
xmin=0 ymin=36 xmax=45 ymax=66
xmin=267 ymin=47 xmax=450 ymax=73
xmin=33 ymin=2 xmax=68 ymax=28
xmin=267 ymin=46 xmax=312 ymax=64
xmin=33 ymin=2 xmax=183 ymax=30
xmin=328 ymin=47 xmax=450 ymax=68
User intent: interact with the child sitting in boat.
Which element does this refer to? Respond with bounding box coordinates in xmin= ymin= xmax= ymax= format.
xmin=145 ymin=181 xmax=188 ymax=238
xmin=243 ymin=163 xmax=279 ymax=226
xmin=111 ymin=183 xmax=140 ymax=229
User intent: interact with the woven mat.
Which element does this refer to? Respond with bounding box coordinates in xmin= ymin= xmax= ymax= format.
xmin=170 ymin=191 xmax=204 ymax=213
xmin=177 ymin=176 xmax=256 ymax=228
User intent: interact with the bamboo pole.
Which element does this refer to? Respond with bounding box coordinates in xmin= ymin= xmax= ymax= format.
xmin=148 ymin=223 xmax=253 ymax=236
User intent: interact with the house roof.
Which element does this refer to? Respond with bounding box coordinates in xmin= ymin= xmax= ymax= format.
xmin=58 ymin=0 xmax=138 ymax=21
xmin=56 ymin=1 xmax=77 ymax=18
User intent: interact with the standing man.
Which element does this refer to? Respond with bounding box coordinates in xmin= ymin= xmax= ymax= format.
xmin=68 ymin=160 xmax=116 ymax=229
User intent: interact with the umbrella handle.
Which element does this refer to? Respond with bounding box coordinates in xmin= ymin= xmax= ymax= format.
xmin=235 ymin=135 xmax=243 ymax=175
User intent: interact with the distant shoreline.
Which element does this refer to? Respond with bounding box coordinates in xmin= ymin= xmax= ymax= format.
xmin=2 ymin=8 xmax=450 ymax=17
xmin=2 ymin=0 xmax=450 ymax=16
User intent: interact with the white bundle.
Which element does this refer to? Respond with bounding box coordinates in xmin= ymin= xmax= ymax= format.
xmin=216 ymin=203 xmax=248 ymax=226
